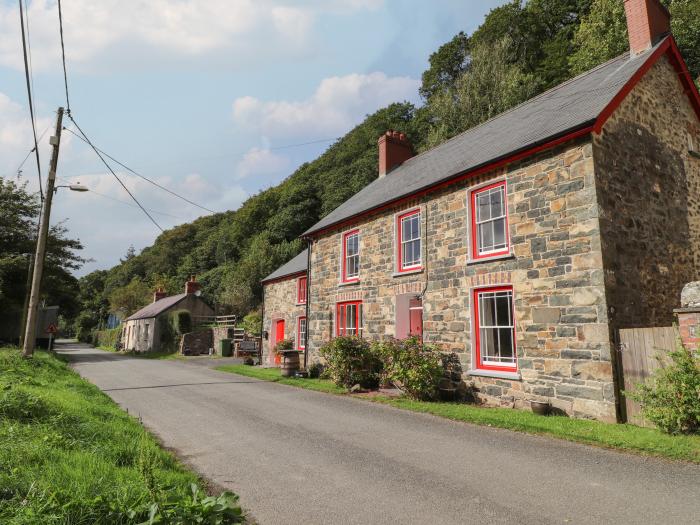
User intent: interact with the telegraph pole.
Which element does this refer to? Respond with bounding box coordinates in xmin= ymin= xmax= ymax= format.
xmin=22 ymin=107 xmax=64 ymax=358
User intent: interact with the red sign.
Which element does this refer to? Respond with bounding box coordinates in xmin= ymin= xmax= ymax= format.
xmin=46 ymin=324 xmax=58 ymax=334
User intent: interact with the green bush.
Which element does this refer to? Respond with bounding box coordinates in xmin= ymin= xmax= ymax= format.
xmin=239 ymin=311 xmax=262 ymax=336
xmin=93 ymin=327 xmax=121 ymax=350
xmin=377 ymin=337 xmax=444 ymax=400
xmin=171 ymin=310 xmax=192 ymax=335
xmin=629 ymin=345 xmax=700 ymax=434
xmin=319 ymin=336 xmax=383 ymax=389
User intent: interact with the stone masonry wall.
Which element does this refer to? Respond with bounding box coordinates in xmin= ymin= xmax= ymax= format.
xmin=308 ymin=137 xmax=617 ymax=421
xmin=262 ymin=274 xmax=307 ymax=366
xmin=593 ymin=55 xmax=700 ymax=330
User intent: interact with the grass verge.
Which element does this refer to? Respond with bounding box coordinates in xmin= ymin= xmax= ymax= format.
xmin=97 ymin=345 xmax=180 ymax=360
xmin=216 ymin=364 xmax=700 ymax=463
xmin=0 ymin=347 xmax=243 ymax=524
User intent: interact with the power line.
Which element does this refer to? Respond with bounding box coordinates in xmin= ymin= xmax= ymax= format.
xmin=67 ymin=114 xmax=165 ymax=233
xmin=57 ymin=0 xmax=71 ymax=113
xmin=18 ymin=0 xmax=43 ymax=200
xmin=269 ymin=137 xmax=337 ymax=150
xmin=15 ymin=124 xmax=51 ymax=180
xmin=56 ymin=176 xmax=186 ymax=219
xmin=63 ymin=127 xmax=217 ymax=214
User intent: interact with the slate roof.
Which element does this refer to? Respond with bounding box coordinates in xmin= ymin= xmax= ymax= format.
xmin=262 ymin=249 xmax=308 ymax=283
xmin=126 ymin=293 xmax=188 ymax=321
xmin=303 ymin=40 xmax=665 ymax=237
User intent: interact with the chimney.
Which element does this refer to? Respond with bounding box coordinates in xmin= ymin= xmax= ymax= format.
xmin=153 ymin=287 xmax=167 ymax=303
xmin=624 ymin=0 xmax=671 ymax=55
xmin=378 ymin=130 xmax=414 ymax=178
xmin=185 ymin=275 xmax=200 ymax=295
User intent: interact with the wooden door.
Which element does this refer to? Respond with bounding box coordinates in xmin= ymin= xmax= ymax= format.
xmin=274 ymin=319 xmax=285 ymax=365
xmin=409 ymin=298 xmax=423 ymax=340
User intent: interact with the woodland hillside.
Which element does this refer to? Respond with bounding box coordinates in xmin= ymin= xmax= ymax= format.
xmin=68 ymin=0 xmax=700 ymax=338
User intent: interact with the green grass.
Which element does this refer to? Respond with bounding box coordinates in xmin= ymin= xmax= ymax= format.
xmin=0 ymin=348 xmax=243 ymax=524
xmin=216 ymin=365 xmax=700 ymax=463
xmin=215 ymin=364 xmax=347 ymax=394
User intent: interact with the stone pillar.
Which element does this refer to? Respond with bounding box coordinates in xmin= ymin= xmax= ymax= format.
xmin=674 ymin=282 xmax=700 ymax=349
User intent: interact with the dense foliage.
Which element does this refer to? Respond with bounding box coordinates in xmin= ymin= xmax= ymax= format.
xmin=376 ymin=337 xmax=445 ymax=400
xmin=0 ymin=178 xmax=85 ymax=344
xmin=319 ymin=336 xmax=384 ymax=389
xmin=629 ymin=346 xmax=700 ymax=434
xmin=73 ymin=1 xmax=700 ymax=332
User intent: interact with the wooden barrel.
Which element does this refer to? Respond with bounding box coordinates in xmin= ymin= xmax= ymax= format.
xmin=280 ymin=351 xmax=300 ymax=377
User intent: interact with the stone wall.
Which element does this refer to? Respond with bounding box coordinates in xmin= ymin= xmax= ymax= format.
xmin=593 ymin=55 xmax=700 ymax=330
xmin=308 ymin=137 xmax=617 ymax=421
xmin=262 ymin=273 xmax=307 ymax=365
xmin=180 ymin=330 xmax=213 ymax=356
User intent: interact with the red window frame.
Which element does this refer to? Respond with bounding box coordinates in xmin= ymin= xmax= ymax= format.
xmin=396 ymin=209 xmax=422 ymax=273
xmin=296 ymin=276 xmax=307 ymax=304
xmin=336 ymin=301 xmax=363 ymax=337
xmin=341 ymin=229 xmax=360 ymax=283
xmin=297 ymin=316 xmax=307 ymax=350
xmin=473 ymin=285 xmax=517 ymax=372
xmin=471 ymin=181 xmax=510 ymax=260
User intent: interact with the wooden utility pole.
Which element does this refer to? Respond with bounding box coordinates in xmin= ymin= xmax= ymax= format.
xmin=22 ymin=107 xmax=64 ymax=358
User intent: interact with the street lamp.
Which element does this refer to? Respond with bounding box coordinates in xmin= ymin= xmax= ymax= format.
xmin=55 ymin=183 xmax=89 ymax=193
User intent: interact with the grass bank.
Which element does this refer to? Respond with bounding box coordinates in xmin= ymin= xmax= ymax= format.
xmin=0 ymin=348 xmax=243 ymax=524
xmin=217 ymin=364 xmax=700 ymax=463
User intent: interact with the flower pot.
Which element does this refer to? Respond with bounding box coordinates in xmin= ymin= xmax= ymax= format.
xmin=530 ymin=400 xmax=551 ymax=416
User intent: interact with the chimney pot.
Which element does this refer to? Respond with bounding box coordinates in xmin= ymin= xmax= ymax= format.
xmin=153 ymin=287 xmax=167 ymax=303
xmin=185 ymin=275 xmax=201 ymax=295
xmin=624 ymin=0 xmax=671 ymax=55
xmin=378 ymin=129 xmax=414 ymax=178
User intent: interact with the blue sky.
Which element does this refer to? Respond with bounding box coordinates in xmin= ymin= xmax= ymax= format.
xmin=0 ymin=0 xmax=505 ymax=275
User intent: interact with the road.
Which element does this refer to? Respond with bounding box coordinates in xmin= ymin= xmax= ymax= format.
xmin=60 ymin=342 xmax=700 ymax=525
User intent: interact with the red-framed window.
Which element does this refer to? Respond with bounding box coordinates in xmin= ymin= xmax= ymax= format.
xmin=471 ymin=181 xmax=510 ymax=259
xmin=297 ymin=276 xmax=307 ymax=304
xmin=473 ymin=286 xmax=517 ymax=372
xmin=297 ymin=316 xmax=307 ymax=350
xmin=396 ymin=209 xmax=422 ymax=272
xmin=341 ymin=229 xmax=360 ymax=283
xmin=336 ymin=301 xmax=363 ymax=337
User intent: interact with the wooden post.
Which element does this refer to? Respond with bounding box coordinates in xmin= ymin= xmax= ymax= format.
xmin=22 ymin=107 xmax=63 ymax=358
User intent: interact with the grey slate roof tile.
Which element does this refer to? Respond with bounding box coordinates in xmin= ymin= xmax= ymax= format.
xmin=126 ymin=293 xmax=188 ymax=321
xmin=262 ymin=249 xmax=308 ymax=283
xmin=303 ymin=40 xmax=664 ymax=237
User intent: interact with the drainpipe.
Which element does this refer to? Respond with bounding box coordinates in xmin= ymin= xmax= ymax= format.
xmin=420 ymin=199 xmax=429 ymax=299
xmin=304 ymin=239 xmax=312 ymax=369
xmin=259 ymin=284 xmax=266 ymax=366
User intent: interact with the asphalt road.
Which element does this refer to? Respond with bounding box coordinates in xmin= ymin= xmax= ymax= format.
xmin=60 ymin=342 xmax=700 ymax=525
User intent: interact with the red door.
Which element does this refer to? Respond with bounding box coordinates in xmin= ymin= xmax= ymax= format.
xmin=274 ymin=319 xmax=285 ymax=365
xmin=409 ymin=298 xmax=423 ymax=340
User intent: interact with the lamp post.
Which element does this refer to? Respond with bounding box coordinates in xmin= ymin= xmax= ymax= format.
xmin=22 ymin=107 xmax=89 ymax=358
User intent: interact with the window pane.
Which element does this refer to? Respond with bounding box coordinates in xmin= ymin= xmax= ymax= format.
xmin=481 ymin=328 xmax=495 ymax=358
xmin=495 ymin=293 xmax=511 ymax=326
xmin=480 ymin=294 xmax=496 ymax=326
xmin=489 ymin=187 xmax=504 ymax=217
xmin=479 ymin=222 xmax=494 ymax=252
xmin=493 ymin=218 xmax=506 ymax=249
xmin=477 ymin=193 xmax=491 ymax=222
xmin=498 ymin=328 xmax=514 ymax=360
xmin=411 ymin=216 xmax=420 ymax=239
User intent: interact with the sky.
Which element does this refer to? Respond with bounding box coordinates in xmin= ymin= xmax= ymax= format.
xmin=0 ymin=0 xmax=505 ymax=276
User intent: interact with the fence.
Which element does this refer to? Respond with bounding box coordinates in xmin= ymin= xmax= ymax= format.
xmin=617 ymin=326 xmax=678 ymax=426
xmin=192 ymin=314 xmax=237 ymax=328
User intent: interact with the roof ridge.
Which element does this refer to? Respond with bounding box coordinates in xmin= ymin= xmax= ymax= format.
xmin=395 ymin=51 xmax=634 ymax=172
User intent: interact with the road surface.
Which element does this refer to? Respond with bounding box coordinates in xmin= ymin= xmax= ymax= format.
xmin=60 ymin=342 xmax=700 ymax=525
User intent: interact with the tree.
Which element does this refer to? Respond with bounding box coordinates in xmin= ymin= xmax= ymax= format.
xmin=108 ymin=277 xmax=151 ymax=318
xmin=420 ymin=32 xmax=470 ymax=100
xmin=422 ymin=37 xmax=538 ymax=150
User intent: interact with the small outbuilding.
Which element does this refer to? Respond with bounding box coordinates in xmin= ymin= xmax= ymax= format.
xmin=121 ymin=276 xmax=214 ymax=353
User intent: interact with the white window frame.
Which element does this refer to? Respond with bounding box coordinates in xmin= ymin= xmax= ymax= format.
xmin=297 ymin=316 xmax=307 ymax=350
xmin=341 ymin=229 xmax=360 ymax=283
xmin=468 ymin=179 xmax=511 ymax=261
xmin=395 ymin=208 xmax=422 ymax=273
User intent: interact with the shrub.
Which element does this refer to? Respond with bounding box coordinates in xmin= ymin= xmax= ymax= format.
xmin=377 ymin=337 xmax=444 ymax=400
xmin=319 ymin=336 xmax=383 ymax=388
xmin=94 ymin=327 xmax=121 ymax=349
xmin=171 ymin=310 xmax=192 ymax=335
xmin=239 ymin=310 xmax=262 ymax=336
xmin=629 ymin=345 xmax=700 ymax=434
xmin=308 ymin=362 xmax=324 ymax=379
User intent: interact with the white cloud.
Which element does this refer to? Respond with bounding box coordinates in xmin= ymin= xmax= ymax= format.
xmin=0 ymin=0 xmax=382 ymax=72
xmin=235 ymin=147 xmax=290 ymax=180
xmin=232 ymin=72 xmax=419 ymax=139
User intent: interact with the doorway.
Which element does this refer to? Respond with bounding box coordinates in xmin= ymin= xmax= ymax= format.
xmin=273 ymin=319 xmax=285 ymax=365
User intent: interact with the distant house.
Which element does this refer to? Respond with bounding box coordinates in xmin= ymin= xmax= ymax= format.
xmin=261 ymin=249 xmax=308 ymax=366
xmin=121 ymin=276 xmax=214 ymax=353
xmin=296 ymin=0 xmax=700 ymax=422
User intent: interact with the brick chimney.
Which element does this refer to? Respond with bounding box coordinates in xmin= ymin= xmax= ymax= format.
xmin=185 ymin=275 xmax=200 ymax=295
xmin=153 ymin=287 xmax=167 ymax=303
xmin=624 ymin=0 xmax=671 ymax=55
xmin=378 ymin=130 xmax=414 ymax=178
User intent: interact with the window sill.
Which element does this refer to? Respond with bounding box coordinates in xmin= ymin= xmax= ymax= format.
xmin=295 ymin=302 xmax=307 ymax=307
xmin=392 ymin=268 xmax=424 ymax=278
xmin=467 ymin=253 xmax=515 ymax=266
xmin=468 ymin=369 xmax=521 ymax=381
xmin=338 ymin=280 xmax=360 ymax=287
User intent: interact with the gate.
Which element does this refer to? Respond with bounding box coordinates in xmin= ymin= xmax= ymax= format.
xmin=618 ymin=326 xmax=678 ymax=426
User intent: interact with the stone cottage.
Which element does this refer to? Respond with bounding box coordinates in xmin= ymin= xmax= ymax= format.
xmin=300 ymin=0 xmax=700 ymax=422
xmin=121 ymin=276 xmax=214 ymax=353
xmin=261 ymin=249 xmax=309 ymax=366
